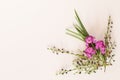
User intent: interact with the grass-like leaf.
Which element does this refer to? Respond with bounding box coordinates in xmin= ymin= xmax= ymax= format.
xmin=66 ymin=29 xmax=84 ymax=41
xmin=73 ymin=24 xmax=88 ymax=37
xmin=66 ymin=10 xmax=89 ymax=41
xmin=74 ymin=10 xmax=89 ymax=36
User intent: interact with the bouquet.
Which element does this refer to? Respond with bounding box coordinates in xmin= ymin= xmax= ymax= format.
xmin=48 ymin=10 xmax=116 ymax=75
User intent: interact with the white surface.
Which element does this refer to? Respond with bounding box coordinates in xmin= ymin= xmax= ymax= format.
xmin=0 ymin=0 xmax=120 ymax=80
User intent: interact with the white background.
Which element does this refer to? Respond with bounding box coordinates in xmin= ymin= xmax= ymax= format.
xmin=0 ymin=0 xmax=120 ymax=80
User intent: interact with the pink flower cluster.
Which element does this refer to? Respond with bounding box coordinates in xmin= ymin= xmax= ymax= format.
xmin=84 ymin=35 xmax=106 ymax=58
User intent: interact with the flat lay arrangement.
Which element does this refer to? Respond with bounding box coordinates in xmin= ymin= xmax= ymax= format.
xmin=48 ymin=10 xmax=116 ymax=75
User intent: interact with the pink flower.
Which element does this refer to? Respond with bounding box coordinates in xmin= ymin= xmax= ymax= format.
xmin=84 ymin=36 xmax=106 ymax=58
xmin=95 ymin=40 xmax=106 ymax=54
xmin=95 ymin=40 xmax=104 ymax=49
xmin=85 ymin=35 xmax=95 ymax=44
xmin=100 ymin=45 xmax=106 ymax=54
xmin=84 ymin=47 xmax=96 ymax=58
xmin=86 ymin=43 xmax=89 ymax=47
xmin=86 ymin=53 xmax=92 ymax=58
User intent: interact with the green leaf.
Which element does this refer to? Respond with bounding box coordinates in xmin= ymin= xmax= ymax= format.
xmin=66 ymin=28 xmax=85 ymax=39
xmin=74 ymin=10 xmax=89 ymax=36
xmin=103 ymin=55 xmax=106 ymax=72
xmin=73 ymin=23 xmax=87 ymax=37
xmin=66 ymin=29 xmax=84 ymax=41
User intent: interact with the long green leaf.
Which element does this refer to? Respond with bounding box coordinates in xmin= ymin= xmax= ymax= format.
xmin=73 ymin=23 xmax=87 ymax=37
xmin=66 ymin=29 xmax=85 ymax=39
xmin=66 ymin=32 xmax=84 ymax=41
xmin=74 ymin=10 xmax=89 ymax=36
xmin=66 ymin=29 xmax=84 ymax=41
xmin=74 ymin=10 xmax=86 ymax=31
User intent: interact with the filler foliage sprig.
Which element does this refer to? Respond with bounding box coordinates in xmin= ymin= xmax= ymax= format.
xmin=48 ymin=10 xmax=116 ymax=75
